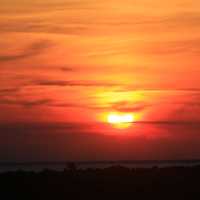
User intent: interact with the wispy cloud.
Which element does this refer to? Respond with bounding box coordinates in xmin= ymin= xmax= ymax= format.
xmin=110 ymin=101 xmax=151 ymax=112
xmin=33 ymin=80 xmax=119 ymax=87
xmin=0 ymin=99 xmax=52 ymax=107
xmin=0 ymin=88 xmax=20 ymax=94
xmin=0 ymin=40 xmax=52 ymax=62
xmin=141 ymin=38 xmax=200 ymax=55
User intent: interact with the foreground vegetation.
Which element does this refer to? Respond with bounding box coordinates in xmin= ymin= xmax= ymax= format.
xmin=1 ymin=165 xmax=200 ymax=199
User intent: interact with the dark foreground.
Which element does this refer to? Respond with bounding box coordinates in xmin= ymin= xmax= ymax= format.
xmin=1 ymin=165 xmax=200 ymax=199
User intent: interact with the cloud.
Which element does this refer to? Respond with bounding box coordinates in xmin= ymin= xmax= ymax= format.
xmin=111 ymin=101 xmax=151 ymax=112
xmin=1 ymin=8 xmax=200 ymax=37
xmin=60 ymin=67 xmax=75 ymax=71
xmin=1 ymin=121 xmax=200 ymax=161
xmin=0 ymin=99 xmax=99 ymax=110
xmin=167 ymin=98 xmax=200 ymax=122
xmin=120 ymin=86 xmax=200 ymax=93
xmin=33 ymin=80 xmax=119 ymax=87
xmin=0 ymin=40 xmax=52 ymax=62
xmin=0 ymin=21 xmax=88 ymax=36
xmin=49 ymin=100 xmax=151 ymax=112
xmin=0 ymin=88 xmax=20 ymax=94
xmin=0 ymin=0 xmax=92 ymax=14
xmin=0 ymin=87 xmax=23 ymax=99
xmin=0 ymin=99 xmax=52 ymax=107
xmin=142 ymin=38 xmax=200 ymax=55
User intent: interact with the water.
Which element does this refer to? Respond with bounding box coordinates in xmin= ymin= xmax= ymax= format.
xmin=1 ymin=160 xmax=200 ymax=172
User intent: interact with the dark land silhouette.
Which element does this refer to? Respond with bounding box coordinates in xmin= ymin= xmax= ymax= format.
xmin=1 ymin=165 xmax=200 ymax=199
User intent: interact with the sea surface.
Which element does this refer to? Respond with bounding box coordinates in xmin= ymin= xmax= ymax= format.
xmin=0 ymin=160 xmax=200 ymax=172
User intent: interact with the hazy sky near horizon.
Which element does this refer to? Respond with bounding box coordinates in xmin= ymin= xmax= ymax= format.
xmin=0 ymin=0 xmax=200 ymax=161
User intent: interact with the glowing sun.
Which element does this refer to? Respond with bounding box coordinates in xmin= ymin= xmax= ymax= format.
xmin=107 ymin=113 xmax=135 ymax=128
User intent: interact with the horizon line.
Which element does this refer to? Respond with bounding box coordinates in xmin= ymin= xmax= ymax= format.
xmin=1 ymin=159 xmax=200 ymax=166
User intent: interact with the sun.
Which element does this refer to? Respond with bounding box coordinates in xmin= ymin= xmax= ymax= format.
xmin=107 ymin=112 xmax=135 ymax=128
xmin=108 ymin=113 xmax=134 ymax=124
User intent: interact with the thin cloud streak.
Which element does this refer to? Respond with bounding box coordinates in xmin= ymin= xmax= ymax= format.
xmin=0 ymin=99 xmax=52 ymax=107
xmin=33 ymin=80 xmax=120 ymax=87
xmin=0 ymin=40 xmax=52 ymax=62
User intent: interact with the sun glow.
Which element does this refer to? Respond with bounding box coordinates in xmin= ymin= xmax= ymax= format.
xmin=107 ymin=113 xmax=135 ymax=128
xmin=108 ymin=113 xmax=134 ymax=124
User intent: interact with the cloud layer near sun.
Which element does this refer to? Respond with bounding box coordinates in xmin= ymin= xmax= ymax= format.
xmin=1 ymin=0 xmax=200 ymax=122
xmin=0 ymin=0 xmax=200 ymax=160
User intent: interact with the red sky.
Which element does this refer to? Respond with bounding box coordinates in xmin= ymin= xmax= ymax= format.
xmin=0 ymin=0 xmax=200 ymax=161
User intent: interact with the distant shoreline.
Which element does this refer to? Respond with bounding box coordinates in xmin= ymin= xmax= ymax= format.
xmin=1 ymin=159 xmax=200 ymax=166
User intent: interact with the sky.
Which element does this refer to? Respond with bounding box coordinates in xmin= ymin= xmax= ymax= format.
xmin=0 ymin=0 xmax=200 ymax=161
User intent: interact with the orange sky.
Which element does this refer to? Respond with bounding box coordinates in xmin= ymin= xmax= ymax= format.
xmin=0 ymin=0 xmax=200 ymax=161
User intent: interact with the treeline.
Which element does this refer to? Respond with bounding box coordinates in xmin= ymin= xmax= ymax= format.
xmin=0 ymin=165 xmax=200 ymax=199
